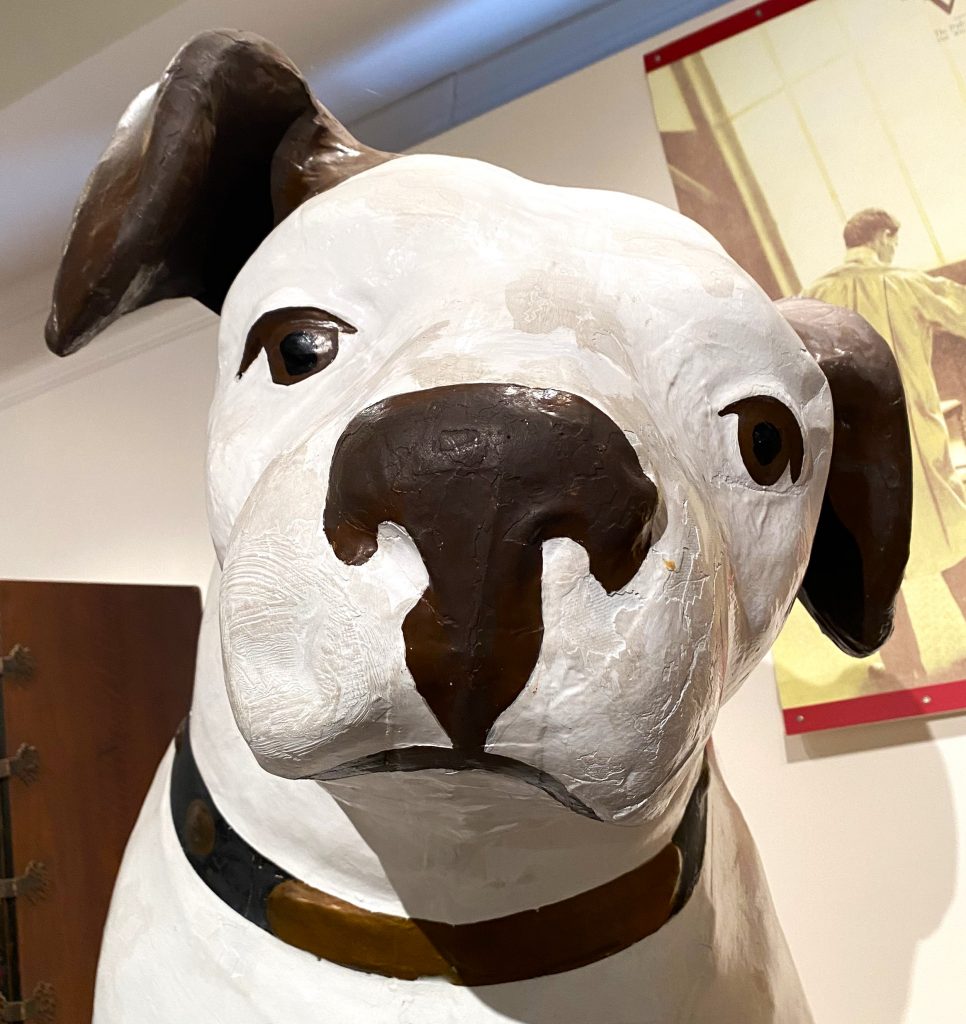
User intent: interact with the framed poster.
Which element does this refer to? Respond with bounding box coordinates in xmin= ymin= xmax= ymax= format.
xmin=646 ymin=0 xmax=966 ymax=732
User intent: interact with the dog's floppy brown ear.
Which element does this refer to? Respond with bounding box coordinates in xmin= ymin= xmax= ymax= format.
xmin=776 ymin=297 xmax=912 ymax=657
xmin=46 ymin=30 xmax=392 ymax=356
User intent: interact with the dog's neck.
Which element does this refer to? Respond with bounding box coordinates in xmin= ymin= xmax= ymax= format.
xmin=190 ymin=568 xmax=704 ymax=924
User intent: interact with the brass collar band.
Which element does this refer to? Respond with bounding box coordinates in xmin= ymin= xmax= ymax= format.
xmin=171 ymin=721 xmax=709 ymax=986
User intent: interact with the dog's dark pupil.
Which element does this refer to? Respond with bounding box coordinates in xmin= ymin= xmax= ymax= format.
xmin=280 ymin=330 xmax=333 ymax=376
xmin=752 ymin=421 xmax=783 ymax=465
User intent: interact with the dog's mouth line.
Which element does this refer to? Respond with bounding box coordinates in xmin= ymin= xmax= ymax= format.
xmin=314 ymin=745 xmax=601 ymax=820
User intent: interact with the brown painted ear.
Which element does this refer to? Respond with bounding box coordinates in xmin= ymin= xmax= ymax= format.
xmin=46 ymin=30 xmax=392 ymax=356
xmin=776 ymin=298 xmax=912 ymax=656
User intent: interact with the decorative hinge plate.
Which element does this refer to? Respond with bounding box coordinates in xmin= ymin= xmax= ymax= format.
xmin=0 ymin=983 xmax=55 ymax=1022
xmin=0 ymin=863 xmax=48 ymax=904
xmin=0 ymin=647 xmax=34 ymax=683
xmin=0 ymin=747 xmax=39 ymax=786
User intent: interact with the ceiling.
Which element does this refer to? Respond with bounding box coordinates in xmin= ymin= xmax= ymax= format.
xmin=3 ymin=0 xmax=184 ymax=109
xmin=0 ymin=0 xmax=723 ymax=395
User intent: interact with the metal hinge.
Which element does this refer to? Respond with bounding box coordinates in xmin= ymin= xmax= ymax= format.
xmin=0 ymin=863 xmax=48 ymax=904
xmin=0 ymin=747 xmax=39 ymax=786
xmin=0 ymin=647 xmax=33 ymax=683
xmin=0 ymin=982 xmax=55 ymax=1022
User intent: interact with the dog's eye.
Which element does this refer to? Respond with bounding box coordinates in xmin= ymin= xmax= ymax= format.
xmin=719 ymin=396 xmax=804 ymax=486
xmin=278 ymin=329 xmax=336 ymax=376
xmin=237 ymin=306 xmax=358 ymax=386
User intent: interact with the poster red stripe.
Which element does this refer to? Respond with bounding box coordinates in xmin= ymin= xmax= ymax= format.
xmin=643 ymin=0 xmax=819 ymax=72
xmin=783 ymin=677 xmax=966 ymax=734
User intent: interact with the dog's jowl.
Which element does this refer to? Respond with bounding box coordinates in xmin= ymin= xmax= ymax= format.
xmin=46 ymin=31 xmax=911 ymax=1024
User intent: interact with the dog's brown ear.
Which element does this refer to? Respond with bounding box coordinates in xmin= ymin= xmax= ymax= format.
xmin=776 ymin=297 xmax=912 ymax=656
xmin=46 ymin=30 xmax=392 ymax=356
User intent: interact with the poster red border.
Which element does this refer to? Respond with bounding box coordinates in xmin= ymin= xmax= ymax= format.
xmin=643 ymin=0 xmax=819 ymax=72
xmin=783 ymin=676 xmax=966 ymax=733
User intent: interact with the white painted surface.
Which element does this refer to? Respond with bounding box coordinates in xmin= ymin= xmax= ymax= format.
xmin=0 ymin=3 xmax=962 ymax=1021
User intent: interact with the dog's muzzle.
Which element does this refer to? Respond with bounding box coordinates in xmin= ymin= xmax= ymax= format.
xmin=324 ymin=383 xmax=658 ymax=751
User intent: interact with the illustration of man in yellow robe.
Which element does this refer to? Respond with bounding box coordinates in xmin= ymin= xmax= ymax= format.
xmin=804 ymin=208 xmax=966 ymax=679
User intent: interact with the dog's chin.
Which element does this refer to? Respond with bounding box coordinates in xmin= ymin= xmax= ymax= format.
xmin=311 ymin=746 xmax=602 ymax=820
xmin=245 ymin=729 xmax=702 ymax=826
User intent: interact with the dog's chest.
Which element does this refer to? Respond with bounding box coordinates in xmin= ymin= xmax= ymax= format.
xmin=92 ymin=748 xmax=811 ymax=1024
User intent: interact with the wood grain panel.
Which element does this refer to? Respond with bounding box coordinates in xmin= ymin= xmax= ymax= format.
xmin=0 ymin=581 xmax=201 ymax=1021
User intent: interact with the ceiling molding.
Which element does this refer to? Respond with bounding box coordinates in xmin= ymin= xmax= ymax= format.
xmin=350 ymin=0 xmax=726 ymax=150
xmin=0 ymin=300 xmax=215 ymax=412
xmin=0 ymin=268 xmax=54 ymax=333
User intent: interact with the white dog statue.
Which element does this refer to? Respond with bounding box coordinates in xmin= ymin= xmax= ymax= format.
xmin=46 ymin=31 xmax=911 ymax=1024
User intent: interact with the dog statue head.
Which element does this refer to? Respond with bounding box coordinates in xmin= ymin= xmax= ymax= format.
xmin=47 ymin=31 xmax=911 ymax=825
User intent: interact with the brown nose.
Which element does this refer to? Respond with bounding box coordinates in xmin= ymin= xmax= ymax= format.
xmin=323 ymin=384 xmax=658 ymax=751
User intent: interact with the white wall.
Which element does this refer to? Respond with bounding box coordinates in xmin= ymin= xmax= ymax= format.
xmin=0 ymin=314 xmax=217 ymax=594
xmin=1 ymin=4 xmax=963 ymax=1021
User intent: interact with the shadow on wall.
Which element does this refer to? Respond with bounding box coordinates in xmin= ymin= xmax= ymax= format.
xmin=782 ymin=714 xmax=961 ymax=1024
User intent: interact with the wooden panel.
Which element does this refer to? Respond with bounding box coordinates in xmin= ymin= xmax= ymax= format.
xmin=0 ymin=581 xmax=201 ymax=1020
